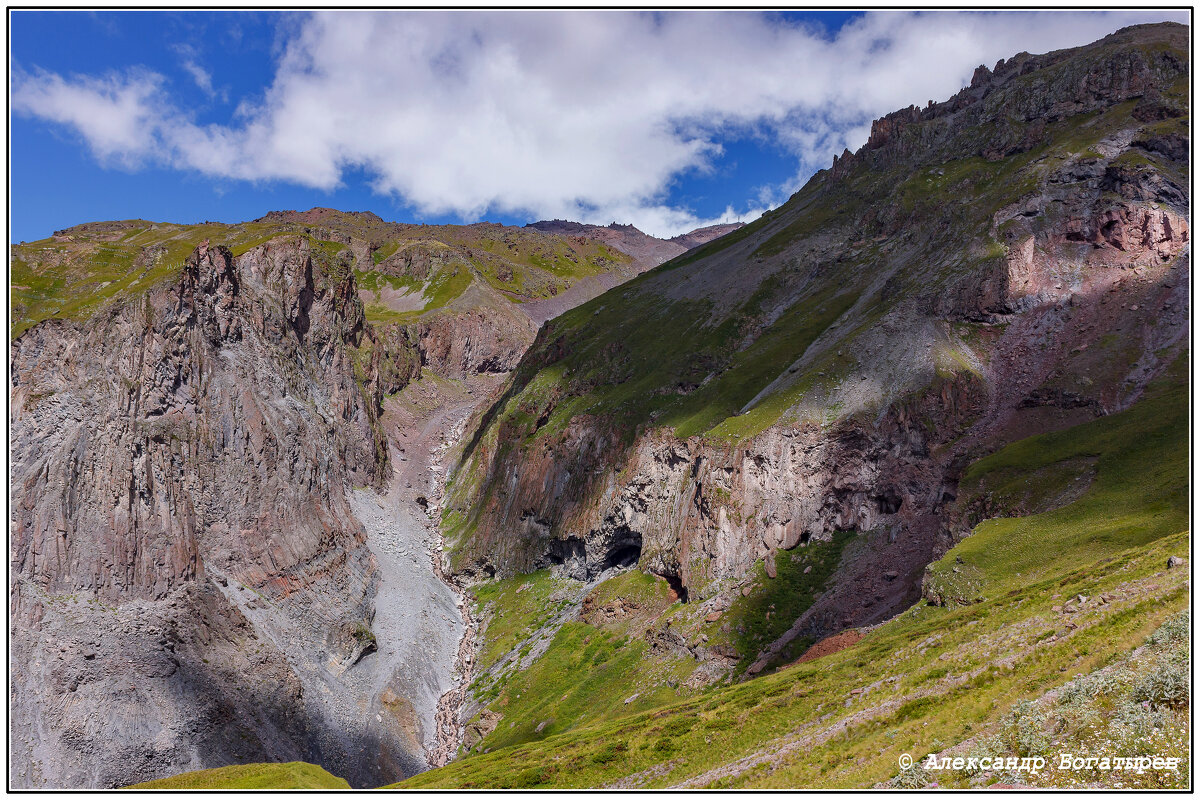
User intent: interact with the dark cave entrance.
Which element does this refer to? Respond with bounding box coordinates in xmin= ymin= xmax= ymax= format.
xmin=595 ymin=527 xmax=643 ymax=576
xmin=874 ymin=488 xmax=904 ymax=515
xmin=660 ymin=572 xmax=689 ymax=603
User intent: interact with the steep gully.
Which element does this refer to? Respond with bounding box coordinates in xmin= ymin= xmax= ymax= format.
xmin=349 ymin=373 xmax=499 ymax=774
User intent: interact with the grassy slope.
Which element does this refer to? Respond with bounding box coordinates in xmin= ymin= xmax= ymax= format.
xmin=353 ymin=224 xmax=633 ymax=326
xmin=470 ymin=569 xmax=582 ymax=678
xmin=714 ymin=530 xmax=857 ymax=669
xmin=403 ymin=535 xmax=1187 ymax=789
xmin=10 ymin=220 xmax=356 ymax=338
xmin=464 ymin=569 xmax=700 ymax=753
xmin=906 ymin=609 xmax=1189 ymax=789
xmin=357 ymin=261 xmax=475 ymax=326
xmin=457 ymin=530 xmax=860 ymax=759
xmin=11 ymin=221 xmax=258 ymax=338
xmin=124 ymin=761 xmax=350 ymax=790
xmin=925 ymin=355 xmax=1188 ymax=604
xmin=399 ymin=358 xmax=1189 ymax=789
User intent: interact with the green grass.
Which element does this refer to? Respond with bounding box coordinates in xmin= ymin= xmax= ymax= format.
xmin=12 ymin=238 xmax=180 ymax=338
xmin=925 ymin=356 xmax=1187 ymax=603
xmin=469 ymin=620 xmax=695 ymax=754
xmin=472 ymin=570 xmax=576 ymax=675
xmin=124 ymin=761 xmax=349 ymax=790
xmin=465 ymin=568 xmax=696 ymax=755
xmin=464 ymin=233 xmax=631 ymax=300
xmin=354 ymin=268 xmax=423 ymax=294
xmin=906 ymin=610 xmax=1190 ymax=789
xmin=372 ymin=240 xmax=401 ymax=264
xmin=9 ymin=223 xmax=352 ymax=338
xmin=693 ymin=286 xmax=862 ymax=440
xmin=358 ymin=261 xmax=474 ymax=325
xmin=587 ymin=567 xmax=673 ymax=609
xmin=402 ymin=531 xmax=1188 ymax=789
xmin=455 ymin=273 xmax=860 ymax=475
xmin=712 ymin=530 xmax=857 ymax=667
xmin=489 ymin=291 xmax=745 ymax=447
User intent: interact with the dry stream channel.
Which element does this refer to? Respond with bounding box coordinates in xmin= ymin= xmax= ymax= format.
xmin=346 ymin=375 xmax=497 ymax=784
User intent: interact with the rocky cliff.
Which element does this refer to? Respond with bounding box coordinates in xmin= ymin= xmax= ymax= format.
xmin=443 ymin=23 xmax=1189 ymax=656
xmin=9 ymin=237 xmax=422 ymax=787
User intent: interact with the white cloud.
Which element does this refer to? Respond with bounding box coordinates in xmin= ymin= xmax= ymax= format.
xmin=12 ymin=10 xmax=1188 ymax=237
xmin=11 ymin=68 xmax=166 ymax=166
xmin=171 ymin=42 xmax=228 ymax=102
xmin=180 ymin=58 xmax=214 ymax=98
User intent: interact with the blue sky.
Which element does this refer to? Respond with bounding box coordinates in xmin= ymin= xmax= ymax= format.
xmin=9 ymin=9 xmax=1186 ymax=242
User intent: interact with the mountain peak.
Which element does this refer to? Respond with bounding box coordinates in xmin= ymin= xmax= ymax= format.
xmin=526 ymin=218 xmax=746 ymax=272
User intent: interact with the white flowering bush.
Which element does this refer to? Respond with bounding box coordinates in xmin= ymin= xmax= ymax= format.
xmin=998 ymin=699 xmax=1051 ymax=757
xmin=1145 ymin=611 xmax=1189 ymax=648
xmin=889 ymin=765 xmax=931 ymax=789
xmin=1131 ymin=655 xmax=1189 ymax=710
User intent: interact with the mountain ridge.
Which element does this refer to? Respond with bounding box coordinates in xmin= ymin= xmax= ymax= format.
xmin=419 ymin=20 xmax=1188 ymax=773
xmin=525 ymin=218 xmax=745 ymax=271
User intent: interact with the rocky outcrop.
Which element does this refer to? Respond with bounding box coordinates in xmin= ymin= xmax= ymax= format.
xmin=374 ymin=241 xmax=461 ymax=282
xmin=415 ymin=304 xmax=538 ymax=378
xmin=452 ymin=368 xmax=983 ymax=634
xmin=9 ymin=237 xmax=424 ymax=788
xmin=839 ymin=23 xmax=1188 ymax=177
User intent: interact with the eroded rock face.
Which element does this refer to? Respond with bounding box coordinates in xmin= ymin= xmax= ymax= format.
xmin=9 ymin=238 xmax=421 ymax=788
xmin=454 ymin=371 xmax=983 ymax=633
xmin=415 ymin=305 xmax=537 ymax=378
xmin=456 ymin=182 xmax=1187 ymax=637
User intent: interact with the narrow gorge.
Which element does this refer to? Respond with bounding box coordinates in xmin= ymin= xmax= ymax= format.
xmin=9 ymin=20 xmax=1190 ymax=792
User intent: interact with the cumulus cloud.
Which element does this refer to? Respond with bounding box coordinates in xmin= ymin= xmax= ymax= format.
xmin=12 ymin=9 xmax=1187 ymax=236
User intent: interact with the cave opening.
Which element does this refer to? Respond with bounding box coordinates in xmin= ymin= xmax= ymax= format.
xmin=603 ymin=544 xmax=642 ymax=571
xmin=595 ymin=527 xmax=643 ymax=575
xmin=660 ymin=572 xmax=689 ymax=603
xmin=874 ymin=489 xmax=904 ymax=515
